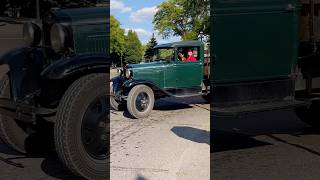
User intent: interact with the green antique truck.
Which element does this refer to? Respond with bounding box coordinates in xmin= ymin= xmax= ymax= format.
xmin=113 ymin=0 xmax=320 ymax=126
xmin=0 ymin=7 xmax=108 ymax=180
xmin=111 ymin=41 xmax=210 ymax=119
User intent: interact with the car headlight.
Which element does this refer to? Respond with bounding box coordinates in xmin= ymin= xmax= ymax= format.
xmin=117 ymin=68 xmax=123 ymax=76
xmin=23 ymin=22 xmax=41 ymax=46
xmin=125 ymin=69 xmax=133 ymax=78
xmin=50 ymin=23 xmax=69 ymax=53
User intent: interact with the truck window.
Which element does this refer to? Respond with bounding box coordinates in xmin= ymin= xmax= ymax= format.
xmin=153 ymin=48 xmax=174 ymax=61
xmin=177 ymin=47 xmax=200 ymax=63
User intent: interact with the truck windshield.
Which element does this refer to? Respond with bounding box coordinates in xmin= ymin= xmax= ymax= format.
xmin=153 ymin=48 xmax=174 ymax=61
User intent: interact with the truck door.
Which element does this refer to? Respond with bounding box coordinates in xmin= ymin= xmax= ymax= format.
xmin=174 ymin=46 xmax=203 ymax=88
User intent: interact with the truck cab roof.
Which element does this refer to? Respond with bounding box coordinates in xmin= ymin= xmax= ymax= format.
xmin=154 ymin=40 xmax=203 ymax=49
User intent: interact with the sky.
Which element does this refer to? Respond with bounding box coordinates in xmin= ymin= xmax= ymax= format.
xmin=110 ymin=0 xmax=180 ymax=45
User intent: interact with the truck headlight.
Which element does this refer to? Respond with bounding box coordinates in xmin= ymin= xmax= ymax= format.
xmin=117 ymin=68 xmax=123 ymax=76
xmin=23 ymin=22 xmax=41 ymax=46
xmin=50 ymin=23 xmax=68 ymax=53
xmin=125 ymin=69 xmax=133 ymax=78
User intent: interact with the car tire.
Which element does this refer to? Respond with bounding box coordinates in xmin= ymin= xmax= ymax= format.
xmin=54 ymin=73 xmax=108 ymax=180
xmin=110 ymin=82 xmax=123 ymax=111
xmin=295 ymin=100 xmax=320 ymax=127
xmin=0 ymin=74 xmax=28 ymax=153
xmin=127 ymin=85 xmax=154 ymax=119
xmin=202 ymin=93 xmax=211 ymax=103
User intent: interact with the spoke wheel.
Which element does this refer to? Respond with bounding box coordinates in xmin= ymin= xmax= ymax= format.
xmin=127 ymin=85 xmax=154 ymax=119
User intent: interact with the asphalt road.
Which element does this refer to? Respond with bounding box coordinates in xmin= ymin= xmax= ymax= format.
xmin=110 ymin=97 xmax=210 ymax=180
xmin=212 ymin=110 xmax=320 ymax=180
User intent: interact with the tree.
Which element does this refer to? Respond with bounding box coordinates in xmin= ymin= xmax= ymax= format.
xmin=153 ymin=0 xmax=209 ymax=40
xmin=125 ymin=30 xmax=143 ymax=64
xmin=144 ymin=33 xmax=158 ymax=61
xmin=110 ymin=15 xmax=126 ymax=66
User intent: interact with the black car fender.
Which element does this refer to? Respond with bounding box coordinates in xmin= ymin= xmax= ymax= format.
xmin=0 ymin=47 xmax=45 ymax=100
xmin=41 ymin=53 xmax=110 ymax=80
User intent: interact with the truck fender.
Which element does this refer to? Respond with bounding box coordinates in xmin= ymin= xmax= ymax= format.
xmin=41 ymin=53 xmax=111 ymax=80
xmin=122 ymin=79 xmax=170 ymax=97
xmin=0 ymin=47 xmax=44 ymax=100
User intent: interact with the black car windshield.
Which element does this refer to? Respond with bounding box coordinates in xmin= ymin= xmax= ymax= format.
xmin=153 ymin=48 xmax=174 ymax=61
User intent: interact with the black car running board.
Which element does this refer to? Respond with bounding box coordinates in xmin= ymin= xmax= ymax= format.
xmin=212 ymin=100 xmax=310 ymax=117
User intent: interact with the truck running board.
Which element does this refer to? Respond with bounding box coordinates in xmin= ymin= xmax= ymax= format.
xmin=212 ymin=100 xmax=310 ymax=117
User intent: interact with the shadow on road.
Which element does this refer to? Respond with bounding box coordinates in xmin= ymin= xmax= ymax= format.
xmin=122 ymin=97 xmax=208 ymax=119
xmin=212 ymin=110 xmax=320 ymax=154
xmin=41 ymin=155 xmax=86 ymax=180
xmin=0 ymin=132 xmax=84 ymax=180
xmin=171 ymin=126 xmax=210 ymax=145
xmin=136 ymin=175 xmax=147 ymax=180
xmin=212 ymin=130 xmax=272 ymax=153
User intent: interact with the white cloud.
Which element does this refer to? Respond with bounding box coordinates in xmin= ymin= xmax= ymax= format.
xmin=130 ymin=6 xmax=158 ymax=23
xmin=111 ymin=0 xmax=132 ymax=13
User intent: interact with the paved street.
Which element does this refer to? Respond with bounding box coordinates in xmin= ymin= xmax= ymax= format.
xmin=110 ymin=97 xmax=210 ymax=180
xmin=212 ymin=110 xmax=320 ymax=180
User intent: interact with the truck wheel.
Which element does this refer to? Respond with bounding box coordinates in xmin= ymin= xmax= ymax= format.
xmin=295 ymin=100 xmax=320 ymax=127
xmin=202 ymin=93 xmax=211 ymax=103
xmin=0 ymin=74 xmax=28 ymax=153
xmin=55 ymin=74 xmax=108 ymax=180
xmin=127 ymin=85 xmax=155 ymax=119
xmin=110 ymin=82 xmax=123 ymax=111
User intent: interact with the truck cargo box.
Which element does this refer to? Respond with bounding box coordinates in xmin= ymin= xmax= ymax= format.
xmin=212 ymin=0 xmax=301 ymax=84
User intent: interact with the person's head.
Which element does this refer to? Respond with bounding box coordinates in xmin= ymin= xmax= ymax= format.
xmin=188 ymin=50 xmax=193 ymax=56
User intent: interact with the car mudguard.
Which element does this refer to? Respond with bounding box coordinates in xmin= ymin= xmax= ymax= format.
xmin=121 ymin=78 xmax=170 ymax=97
xmin=41 ymin=53 xmax=110 ymax=80
xmin=0 ymin=47 xmax=45 ymax=101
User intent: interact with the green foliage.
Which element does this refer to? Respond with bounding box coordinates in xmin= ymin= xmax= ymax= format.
xmin=144 ymin=33 xmax=158 ymax=61
xmin=125 ymin=30 xmax=143 ymax=64
xmin=110 ymin=16 xmax=144 ymax=66
xmin=110 ymin=15 xmax=126 ymax=58
xmin=158 ymin=49 xmax=174 ymax=60
xmin=153 ymin=0 xmax=209 ymax=40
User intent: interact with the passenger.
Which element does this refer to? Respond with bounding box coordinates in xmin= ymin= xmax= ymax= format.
xmin=178 ymin=48 xmax=187 ymax=62
xmin=187 ymin=50 xmax=197 ymax=62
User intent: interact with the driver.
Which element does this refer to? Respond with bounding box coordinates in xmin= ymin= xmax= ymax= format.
xmin=186 ymin=50 xmax=197 ymax=62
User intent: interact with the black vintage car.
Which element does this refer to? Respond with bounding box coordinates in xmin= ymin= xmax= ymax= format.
xmin=0 ymin=7 xmax=109 ymax=180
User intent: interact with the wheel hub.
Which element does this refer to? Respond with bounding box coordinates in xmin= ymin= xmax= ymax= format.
xmin=81 ymin=95 xmax=108 ymax=160
xmin=136 ymin=92 xmax=150 ymax=112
